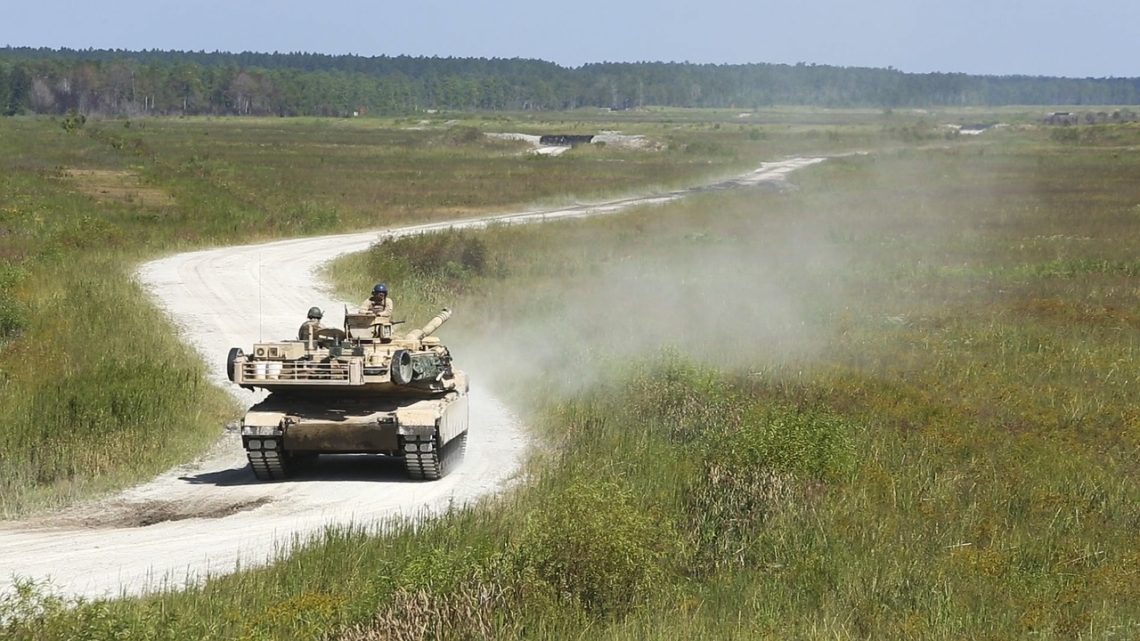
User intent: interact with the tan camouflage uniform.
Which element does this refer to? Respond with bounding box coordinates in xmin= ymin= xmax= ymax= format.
xmin=358 ymin=295 xmax=394 ymax=320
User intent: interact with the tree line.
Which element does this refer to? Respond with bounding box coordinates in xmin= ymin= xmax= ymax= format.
xmin=1 ymin=47 xmax=1138 ymax=117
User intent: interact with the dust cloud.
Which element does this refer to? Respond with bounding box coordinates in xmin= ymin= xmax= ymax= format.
xmin=449 ymin=147 xmax=990 ymax=400
xmin=453 ymin=191 xmax=855 ymax=398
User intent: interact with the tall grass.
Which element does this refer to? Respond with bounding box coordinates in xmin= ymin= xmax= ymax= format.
xmin=6 ymin=117 xmax=1138 ymax=639
xmin=0 ymin=253 xmax=237 ymax=512
xmin=331 ymin=128 xmax=1140 ymax=638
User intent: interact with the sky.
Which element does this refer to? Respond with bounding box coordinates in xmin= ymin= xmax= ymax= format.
xmin=2 ymin=0 xmax=1137 ymax=78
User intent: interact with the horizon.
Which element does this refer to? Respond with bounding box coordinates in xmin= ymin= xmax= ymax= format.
xmin=2 ymin=45 xmax=1136 ymax=81
xmin=1 ymin=0 xmax=1136 ymax=79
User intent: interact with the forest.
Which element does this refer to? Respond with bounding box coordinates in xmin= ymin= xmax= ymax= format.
xmin=2 ymin=47 xmax=1139 ymax=117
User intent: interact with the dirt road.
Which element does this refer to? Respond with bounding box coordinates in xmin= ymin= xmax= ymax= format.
xmin=0 ymin=157 xmax=825 ymax=600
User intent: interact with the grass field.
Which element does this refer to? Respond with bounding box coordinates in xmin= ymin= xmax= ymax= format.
xmin=0 ymin=110 xmax=839 ymax=515
xmin=327 ymin=131 xmax=1140 ymax=639
xmin=2 ymin=112 xmax=1138 ymax=639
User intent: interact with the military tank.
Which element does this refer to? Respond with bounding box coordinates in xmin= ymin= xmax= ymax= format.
xmin=226 ymin=308 xmax=468 ymax=481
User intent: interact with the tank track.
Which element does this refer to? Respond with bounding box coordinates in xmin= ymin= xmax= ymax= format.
xmin=245 ymin=436 xmax=291 ymax=481
xmin=403 ymin=431 xmax=468 ymax=480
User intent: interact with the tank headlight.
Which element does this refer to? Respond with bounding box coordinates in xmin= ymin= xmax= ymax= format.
xmin=256 ymin=348 xmax=265 ymax=356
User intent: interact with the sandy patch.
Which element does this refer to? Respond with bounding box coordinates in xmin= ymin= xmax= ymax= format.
xmin=63 ymin=169 xmax=176 ymax=208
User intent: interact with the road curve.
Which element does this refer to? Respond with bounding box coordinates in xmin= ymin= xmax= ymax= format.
xmin=0 ymin=157 xmax=825 ymax=600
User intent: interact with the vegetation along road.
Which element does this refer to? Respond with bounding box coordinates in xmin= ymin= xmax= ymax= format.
xmin=0 ymin=157 xmax=824 ymax=600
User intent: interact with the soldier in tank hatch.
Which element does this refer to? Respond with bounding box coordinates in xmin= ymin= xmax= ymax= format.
xmin=297 ymin=306 xmax=324 ymax=341
xmin=359 ymin=283 xmax=394 ymax=320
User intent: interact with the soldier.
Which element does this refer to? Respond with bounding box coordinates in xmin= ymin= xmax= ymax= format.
xmin=359 ymin=283 xmax=394 ymax=321
xmin=297 ymin=306 xmax=324 ymax=341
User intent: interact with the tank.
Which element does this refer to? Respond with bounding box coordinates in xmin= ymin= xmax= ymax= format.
xmin=226 ymin=308 xmax=468 ymax=481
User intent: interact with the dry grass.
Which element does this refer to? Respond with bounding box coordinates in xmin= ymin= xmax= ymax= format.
xmin=61 ymin=169 xmax=176 ymax=208
xmin=338 ymin=584 xmax=509 ymax=641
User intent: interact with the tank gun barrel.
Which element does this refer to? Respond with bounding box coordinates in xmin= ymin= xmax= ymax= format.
xmin=405 ymin=308 xmax=451 ymax=342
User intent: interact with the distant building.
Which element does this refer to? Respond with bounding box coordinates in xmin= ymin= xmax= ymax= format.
xmin=1044 ymin=112 xmax=1077 ymax=125
xmin=538 ymin=134 xmax=595 ymax=147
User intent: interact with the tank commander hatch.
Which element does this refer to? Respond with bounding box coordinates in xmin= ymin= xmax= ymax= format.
xmin=359 ymin=283 xmax=394 ymax=321
xmin=297 ymin=306 xmax=324 ymax=341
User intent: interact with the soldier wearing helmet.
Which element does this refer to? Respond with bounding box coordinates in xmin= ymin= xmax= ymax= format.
xmin=297 ymin=306 xmax=324 ymax=341
xmin=359 ymin=283 xmax=394 ymax=321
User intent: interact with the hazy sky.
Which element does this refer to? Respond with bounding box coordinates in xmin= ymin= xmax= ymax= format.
xmin=3 ymin=0 xmax=1136 ymax=78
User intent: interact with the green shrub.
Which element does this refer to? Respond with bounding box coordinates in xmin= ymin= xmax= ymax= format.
xmin=513 ymin=479 xmax=676 ymax=615
xmin=726 ymin=405 xmax=856 ymax=482
xmin=371 ymin=230 xmax=493 ymax=281
xmin=624 ymin=355 xmax=744 ymax=445
xmin=60 ymin=111 xmax=86 ymax=133
xmin=0 ymin=579 xmax=68 ymax=634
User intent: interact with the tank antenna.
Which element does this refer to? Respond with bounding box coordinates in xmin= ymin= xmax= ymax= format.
xmin=258 ymin=252 xmax=263 ymax=342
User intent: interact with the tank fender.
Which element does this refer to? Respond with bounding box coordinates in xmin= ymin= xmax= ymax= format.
xmin=243 ymin=411 xmax=287 ymax=433
xmin=396 ymin=408 xmax=439 ymax=437
xmin=437 ymin=394 xmax=469 ymax=444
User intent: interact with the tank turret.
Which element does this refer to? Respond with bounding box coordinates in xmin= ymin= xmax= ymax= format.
xmin=227 ymin=308 xmax=461 ymax=395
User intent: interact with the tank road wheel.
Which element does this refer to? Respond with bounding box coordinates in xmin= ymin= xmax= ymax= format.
xmin=245 ymin=436 xmax=292 ymax=481
xmin=226 ymin=347 xmax=244 ymax=383
xmin=391 ymin=349 xmax=414 ymax=385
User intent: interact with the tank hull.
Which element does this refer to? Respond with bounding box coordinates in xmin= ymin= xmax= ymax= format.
xmin=240 ymin=379 xmax=469 ymax=481
xmin=230 ymin=308 xmax=468 ymax=481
